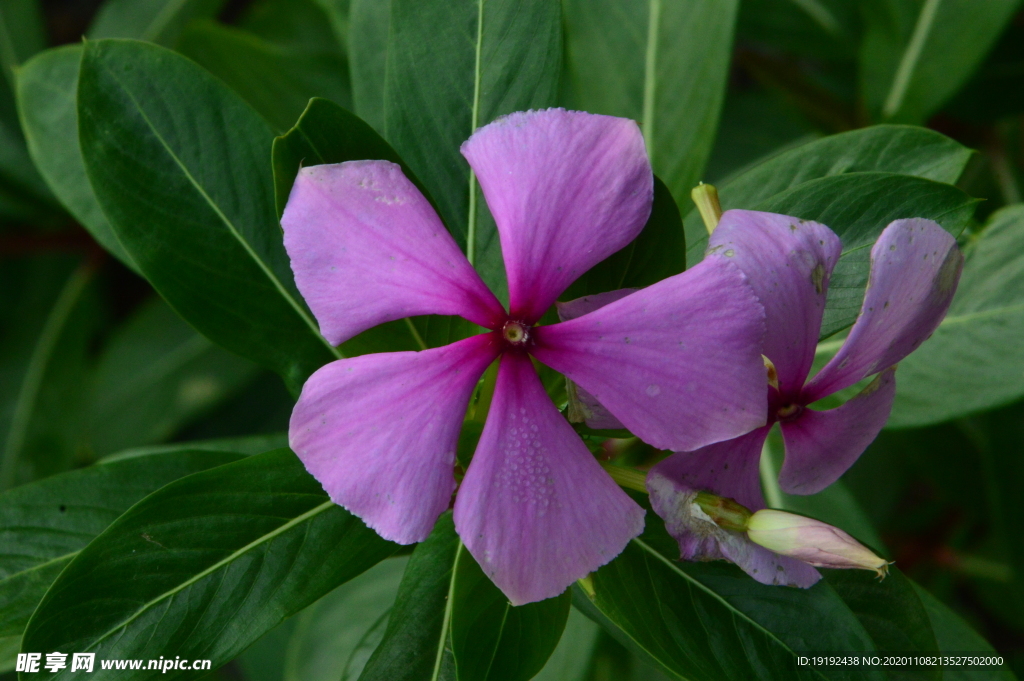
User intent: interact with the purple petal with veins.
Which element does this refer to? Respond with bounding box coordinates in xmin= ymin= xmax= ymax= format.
xmin=289 ymin=334 xmax=499 ymax=544
xmin=803 ymin=219 xmax=962 ymax=401
xmin=534 ymin=258 xmax=767 ymax=452
xmin=780 ymin=368 xmax=896 ymax=495
xmin=282 ymin=161 xmax=505 ymax=344
xmin=463 ymin=109 xmax=653 ymax=323
xmin=455 ymin=352 xmax=644 ymax=605
xmin=707 ymin=210 xmax=841 ymax=396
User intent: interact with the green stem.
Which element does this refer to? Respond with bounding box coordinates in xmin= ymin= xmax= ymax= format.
xmin=432 ymin=541 xmax=462 ymax=681
xmin=641 ymin=0 xmax=661 ymax=155
xmin=601 ymin=463 xmax=648 ymax=493
xmin=759 ymin=434 xmax=784 ymax=509
xmin=466 ymin=0 xmax=486 ymax=265
xmin=882 ymin=0 xmax=941 ymax=118
xmin=1 ymin=261 xmax=94 ymax=489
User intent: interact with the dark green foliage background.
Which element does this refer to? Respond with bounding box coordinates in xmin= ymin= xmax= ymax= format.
xmin=2 ymin=0 xmax=1024 ymax=679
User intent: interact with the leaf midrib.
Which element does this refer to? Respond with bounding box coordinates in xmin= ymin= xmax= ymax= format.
xmin=629 ymin=537 xmax=833 ymax=681
xmin=98 ymin=54 xmax=341 ymax=360
xmin=62 ymin=500 xmax=335 ymax=655
xmin=431 ymin=540 xmax=462 ymax=681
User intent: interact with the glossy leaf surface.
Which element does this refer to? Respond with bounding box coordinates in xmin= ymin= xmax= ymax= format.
xmin=78 ymin=39 xmax=339 ymax=391
xmin=22 ymin=449 xmax=396 ymax=680
xmin=0 ymin=448 xmax=243 ymax=639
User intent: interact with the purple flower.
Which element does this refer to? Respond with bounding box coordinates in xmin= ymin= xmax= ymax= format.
xmin=281 ymin=109 xmax=769 ymax=605
xmin=646 ymin=210 xmax=963 ymax=587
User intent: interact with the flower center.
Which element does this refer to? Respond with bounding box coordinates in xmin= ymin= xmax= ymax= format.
xmin=501 ymin=320 xmax=530 ymax=347
xmin=776 ymin=403 xmax=804 ymax=421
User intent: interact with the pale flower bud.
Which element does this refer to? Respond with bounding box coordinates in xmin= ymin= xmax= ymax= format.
xmin=746 ymin=509 xmax=892 ymax=578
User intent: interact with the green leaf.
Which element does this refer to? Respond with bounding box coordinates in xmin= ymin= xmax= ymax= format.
xmin=178 ymin=10 xmax=351 ymax=133
xmin=910 ymin=582 xmax=1018 ymax=680
xmin=532 ymin=607 xmax=600 ymax=681
xmin=271 ymin=97 xmax=413 ymax=220
xmin=0 ymin=0 xmax=46 ymax=87
xmin=0 ymin=257 xmax=99 ymax=491
xmin=86 ymin=297 xmax=259 ymax=456
xmin=450 ymin=549 xmax=570 ymax=681
xmin=684 ymin=125 xmax=973 ymax=265
xmin=22 ymin=448 xmax=397 ymax=680
xmin=824 ymin=568 xmax=940 ymax=680
xmin=562 ymin=0 xmax=739 ymax=215
xmin=575 ymin=534 xmax=881 ymax=681
xmin=753 ymin=172 xmax=977 ymax=339
xmin=78 ymin=39 xmax=340 ymax=392
xmin=88 ymin=0 xmax=227 ymax=46
xmin=101 ymin=432 xmax=288 ymax=462
xmin=576 ymin=504 xmax=880 ymax=681
xmin=0 ymin=448 xmax=244 ymax=640
xmin=562 ymin=176 xmax=686 ymax=300
xmin=971 ymin=399 xmax=1024 ymax=620
xmin=890 ymin=205 xmax=1024 ymax=427
xmin=384 ymin=0 xmax=561 ymax=295
xmin=359 ymin=513 xmax=460 ymax=681
xmin=860 ymin=0 xmax=1021 ymax=123
xmin=348 ymin=0 xmax=390 ymax=133
xmin=284 ymin=557 xmax=408 ymax=681
xmin=16 ymin=45 xmax=137 ymax=271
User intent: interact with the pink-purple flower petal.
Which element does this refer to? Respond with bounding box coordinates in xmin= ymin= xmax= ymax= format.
xmin=646 ymin=446 xmax=821 ymax=588
xmin=461 ymin=109 xmax=653 ymax=323
xmin=453 ymin=352 xmax=645 ymax=605
xmin=282 ymin=161 xmax=505 ymax=344
xmin=289 ymin=334 xmax=500 ymax=544
xmin=803 ymin=219 xmax=962 ymax=401
xmin=532 ymin=258 xmax=767 ymax=452
xmin=779 ymin=368 xmax=897 ymax=495
xmin=707 ymin=210 xmax=842 ymax=395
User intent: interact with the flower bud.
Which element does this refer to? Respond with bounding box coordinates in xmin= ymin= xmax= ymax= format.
xmin=746 ymin=509 xmax=892 ymax=578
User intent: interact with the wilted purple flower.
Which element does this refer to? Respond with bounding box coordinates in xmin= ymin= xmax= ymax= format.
xmin=281 ymin=109 xmax=769 ymax=605
xmin=646 ymin=210 xmax=963 ymax=587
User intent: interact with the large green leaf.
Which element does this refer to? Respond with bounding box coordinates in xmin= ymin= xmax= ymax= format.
xmin=562 ymin=0 xmax=738 ymax=215
xmin=684 ymin=125 xmax=972 ymax=264
xmin=0 ymin=448 xmax=244 ymax=640
xmin=575 ymin=536 xmax=881 ymax=681
xmin=86 ymin=297 xmax=259 ymax=456
xmin=890 ymin=205 xmax=1024 ymax=427
xmin=87 ymin=0 xmax=226 ymax=46
xmin=0 ymin=0 xmax=59 ymax=223
xmin=911 ymin=583 xmax=1018 ymax=681
xmin=0 ymin=0 xmax=46 ymax=87
xmin=824 ymin=569 xmax=940 ymax=680
xmin=860 ymin=0 xmax=1021 ymax=123
xmin=450 ymin=549 xmax=570 ymax=681
xmin=284 ymin=557 xmax=408 ymax=681
xmin=22 ymin=449 xmax=397 ymax=680
xmin=359 ymin=513 xmax=460 ymax=681
xmin=0 ymin=257 xmax=99 ymax=491
xmin=972 ymin=399 xmax=1024 ymax=622
xmin=179 ymin=9 xmax=350 ymax=133
xmin=16 ymin=45 xmax=136 ymax=271
xmin=78 ymin=39 xmax=340 ymax=392
xmin=348 ymin=0 xmax=390 ymax=133
xmin=383 ymin=0 xmax=561 ymax=296
xmin=575 ymin=502 xmax=880 ymax=681
xmin=531 ymin=607 xmax=600 ymax=681
xmin=754 ymin=172 xmax=976 ymax=339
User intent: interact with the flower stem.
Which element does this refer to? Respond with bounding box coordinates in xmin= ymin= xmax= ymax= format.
xmin=601 ymin=463 xmax=648 ymax=493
